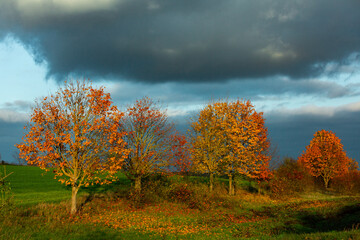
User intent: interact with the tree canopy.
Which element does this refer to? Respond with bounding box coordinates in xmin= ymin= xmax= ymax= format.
xmin=298 ymin=129 xmax=352 ymax=188
xmin=17 ymin=80 xmax=129 ymax=214
xmin=190 ymin=99 xmax=270 ymax=194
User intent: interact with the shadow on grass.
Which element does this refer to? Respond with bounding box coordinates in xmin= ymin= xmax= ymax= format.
xmin=297 ymin=204 xmax=360 ymax=233
xmin=76 ymin=229 xmax=120 ymax=240
xmin=76 ymin=228 xmax=161 ymax=240
xmin=82 ymin=177 xmax=132 ymax=195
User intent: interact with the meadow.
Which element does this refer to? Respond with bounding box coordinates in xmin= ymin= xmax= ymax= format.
xmin=1 ymin=165 xmax=360 ymax=240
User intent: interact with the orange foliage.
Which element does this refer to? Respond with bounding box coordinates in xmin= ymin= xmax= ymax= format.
xmin=298 ymin=129 xmax=352 ymax=188
xmin=16 ymin=80 xmax=129 ymax=214
xmin=190 ymin=99 xmax=270 ymax=194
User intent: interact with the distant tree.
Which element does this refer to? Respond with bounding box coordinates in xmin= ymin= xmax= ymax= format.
xmin=12 ymin=150 xmax=26 ymax=165
xmin=169 ymin=132 xmax=192 ymax=175
xmin=121 ymin=97 xmax=175 ymax=191
xmin=298 ymin=130 xmax=352 ymax=189
xmin=17 ymin=80 xmax=129 ymax=214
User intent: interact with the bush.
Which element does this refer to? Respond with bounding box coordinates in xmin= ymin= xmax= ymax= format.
xmin=127 ymin=173 xmax=172 ymax=208
xmin=126 ymin=173 xmax=234 ymax=210
xmin=168 ymin=182 xmax=193 ymax=203
xmin=269 ymin=158 xmax=313 ymax=199
xmin=332 ymin=170 xmax=360 ymax=195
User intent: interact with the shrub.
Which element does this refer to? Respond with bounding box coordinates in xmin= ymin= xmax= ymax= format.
xmin=269 ymin=158 xmax=313 ymax=199
xmin=0 ymin=166 xmax=14 ymax=216
xmin=332 ymin=170 xmax=360 ymax=195
xmin=126 ymin=173 xmax=172 ymax=208
xmin=168 ymin=182 xmax=193 ymax=203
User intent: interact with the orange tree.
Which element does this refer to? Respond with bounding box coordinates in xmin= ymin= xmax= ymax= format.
xmin=298 ymin=129 xmax=352 ymax=189
xmin=17 ymin=80 xmax=129 ymax=214
xmin=189 ymin=99 xmax=270 ymax=194
xmin=120 ymin=97 xmax=175 ymax=191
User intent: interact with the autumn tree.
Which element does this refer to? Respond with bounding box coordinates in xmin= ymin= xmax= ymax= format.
xmin=189 ymin=103 xmax=227 ymax=192
xmin=190 ymin=99 xmax=270 ymax=195
xmin=169 ymin=132 xmax=192 ymax=175
xmin=17 ymin=80 xmax=128 ymax=214
xmin=215 ymin=100 xmax=270 ymax=195
xmin=121 ymin=97 xmax=175 ymax=191
xmin=298 ymin=129 xmax=352 ymax=189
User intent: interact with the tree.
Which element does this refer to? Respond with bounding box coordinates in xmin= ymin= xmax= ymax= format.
xmin=189 ymin=99 xmax=270 ymax=194
xmin=12 ymin=150 xmax=26 ymax=166
xmin=298 ymin=129 xmax=352 ymax=189
xmin=189 ymin=103 xmax=227 ymax=192
xmin=214 ymin=100 xmax=270 ymax=195
xmin=17 ymin=80 xmax=128 ymax=214
xmin=121 ymin=97 xmax=175 ymax=191
xmin=169 ymin=132 xmax=192 ymax=175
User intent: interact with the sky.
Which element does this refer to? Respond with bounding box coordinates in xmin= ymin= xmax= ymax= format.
xmin=0 ymin=0 xmax=359 ymax=164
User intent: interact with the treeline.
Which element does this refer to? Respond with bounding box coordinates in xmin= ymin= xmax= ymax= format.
xmin=16 ymin=80 xmax=359 ymax=214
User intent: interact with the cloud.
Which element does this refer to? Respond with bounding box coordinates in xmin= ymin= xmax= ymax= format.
xmin=4 ymin=100 xmax=33 ymax=111
xmin=107 ymin=77 xmax=355 ymax=111
xmin=12 ymin=0 xmax=119 ymax=16
xmin=267 ymin=101 xmax=360 ymax=120
xmin=1 ymin=0 xmax=360 ymax=82
xmin=0 ymin=109 xmax=29 ymax=123
xmin=0 ymin=100 xmax=32 ymax=123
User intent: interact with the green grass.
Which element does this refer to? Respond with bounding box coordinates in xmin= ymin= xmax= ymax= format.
xmin=4 ymin=165 xmax=71 ymax=205
xmin=1 ymin=165 xmax=360 ymax=239
xmin=3 ymin=165 xmax=131 ymax=206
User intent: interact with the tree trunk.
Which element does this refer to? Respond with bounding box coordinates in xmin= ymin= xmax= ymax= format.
xmin=229 ymin=173 xmax=235 ymax=196
xmin=135 ymin=176 xmax=142 ymax=191
xmin=71 ymin=185 xmax=79 ymax=214
xmin=209 ymin=173 xmax=214 ymax=192
xmin=258 ymin=181 xmax=261 ymax=195
xmin=324 ymin=177 xmax=330 ymax=189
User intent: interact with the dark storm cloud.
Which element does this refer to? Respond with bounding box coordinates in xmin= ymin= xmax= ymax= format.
xmin=1 ymin=0 xmax=360 ymax=83
xmin=265 ymin=104 xmax=360 ymax=162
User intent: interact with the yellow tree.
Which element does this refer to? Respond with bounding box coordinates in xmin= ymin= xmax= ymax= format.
xmin=190 ymin=99 xmax=270 ymax=195
xmin=121 ymin=97 xmax=175 ymax=191
xmin=189 ymin=103 xmax=226 ymax=192
xmin=215 ymin=100 xmax=270 ymax=195
xmin=17 ymin=80 xmax=129 ymax=214
xmin=298 ymin=129 xmax=352 ymax=188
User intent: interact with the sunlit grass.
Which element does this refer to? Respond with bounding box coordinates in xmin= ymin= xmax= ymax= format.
xmin=1 ymin=165 xmax=360 ymax=239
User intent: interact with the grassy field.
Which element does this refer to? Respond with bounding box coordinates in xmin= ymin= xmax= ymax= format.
xmin=1 ymin=165 xmax=360 ymax=239
xmin=4 ymin=165 xmax=71 ymax=205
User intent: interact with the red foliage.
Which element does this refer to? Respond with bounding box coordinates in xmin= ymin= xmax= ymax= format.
xmin=169 ymin=132 xmax=192 ymax=175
